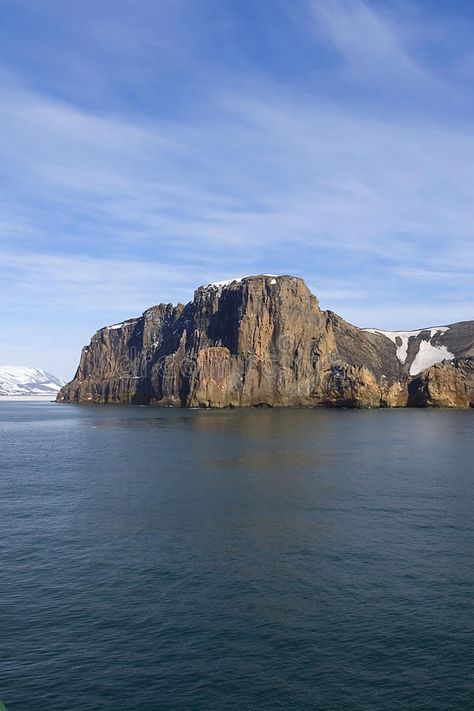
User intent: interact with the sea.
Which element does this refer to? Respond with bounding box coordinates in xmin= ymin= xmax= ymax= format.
xmin=1 ymin=401 xmax=473 ymax=710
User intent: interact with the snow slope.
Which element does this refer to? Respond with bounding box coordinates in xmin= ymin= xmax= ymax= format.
xmin=0 ymin=367 xmax=65 ymax=397
xmin=363 ymin=327 xmax=454 ymax=375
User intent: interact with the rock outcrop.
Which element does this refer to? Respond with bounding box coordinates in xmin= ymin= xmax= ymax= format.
xmin=408 ymin=358 xmax=474 ymax=408
xmin=57 ymin=275 xmax=474 ymax=408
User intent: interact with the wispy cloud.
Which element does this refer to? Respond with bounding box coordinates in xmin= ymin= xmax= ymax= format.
xmin=309 ymin=0 xmax=415 ymax=69
xmin=307 ymin=0 xmax=437 ymax=89
xmin=4 ymin=78 xmax=474 ymax=257
xmin=1 ymin=0 xmax=473 ymax=376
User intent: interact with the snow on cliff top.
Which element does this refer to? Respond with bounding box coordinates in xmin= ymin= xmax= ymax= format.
xmin=0 ymin=366 xmax=64 ymax=396
xmin=203 ymin=274 xmax=281 ymax=289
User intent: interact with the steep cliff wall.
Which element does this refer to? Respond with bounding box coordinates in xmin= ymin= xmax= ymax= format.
xmin=57 ymin=275 xmax=474 ymax=408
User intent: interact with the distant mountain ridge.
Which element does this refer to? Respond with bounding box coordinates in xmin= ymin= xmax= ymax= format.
xmin=0 ymin=366 xmax=64 ymax=397
xmin=57 ymin=275 xmax=474 ymax=408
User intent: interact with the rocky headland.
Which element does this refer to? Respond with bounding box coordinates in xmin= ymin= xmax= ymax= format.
xmin=57 ymin=275 xmax=474 ymax=408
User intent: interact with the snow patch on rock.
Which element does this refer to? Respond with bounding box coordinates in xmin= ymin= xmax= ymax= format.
xmin=409 ymin=341 xmax=454 ymax=376
xmin=106 ymin=318 xmax=138 ymax=331
xmin=364 ymin=329 xmax=416 ymax=364
xmin=203 ymin=275 xmax=281 ymax=290
xmin=363 ymin=326 xmax=453 ymax=372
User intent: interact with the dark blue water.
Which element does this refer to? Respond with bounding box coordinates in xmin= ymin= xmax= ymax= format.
xmin=1 ymin=402 xmax=473 ymax=710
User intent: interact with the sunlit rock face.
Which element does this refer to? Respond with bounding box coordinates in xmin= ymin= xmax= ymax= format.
xmin=408 ymin=358 xmax=474 ymax=408
xmin=57 ymin=275 xmax=474 ymax=408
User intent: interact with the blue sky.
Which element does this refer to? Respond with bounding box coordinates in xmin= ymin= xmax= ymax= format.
xmin=1 ymin=0 xmax=474 ymax=378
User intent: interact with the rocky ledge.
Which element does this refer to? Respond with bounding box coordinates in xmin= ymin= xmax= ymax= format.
xmin=57 ymin=275 xmax=474 ymax=408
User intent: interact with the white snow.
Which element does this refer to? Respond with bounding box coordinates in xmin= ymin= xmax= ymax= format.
xmin=0 ymin=366 xmax=65 ymax=397
xmin=107 ymin=318 xmax=138 ymax=330
xmin=204 ymin=275 xmax=281 ymax=289
xmin=363 ymin=326 xmax=453 ymax=373
xmin=364 ymin=329 xmax=420 ymax=364
xmin=208 ymin=278 xmax=243 ymax=288
xmin=409 ymin=341 xmax=454 ymax=376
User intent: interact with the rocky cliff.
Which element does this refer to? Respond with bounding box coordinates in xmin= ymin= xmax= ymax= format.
xmin=57 ymin=275 xmax=474 ymax=408
xmin=408 ymin=358 xmax=474 ymax=408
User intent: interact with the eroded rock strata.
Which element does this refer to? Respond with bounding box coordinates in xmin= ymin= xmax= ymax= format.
xmin=57 ymin=275 xmax=474 ymax=408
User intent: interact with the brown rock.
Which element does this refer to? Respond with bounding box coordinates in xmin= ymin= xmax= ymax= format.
xmin=57 ymin=275 xmax=474 ymax=409
xmin=408 ymin=358 xmax=474 ymax=408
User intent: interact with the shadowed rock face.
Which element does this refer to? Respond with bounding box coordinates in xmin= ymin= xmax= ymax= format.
xmin=57 ymin=275 xmax=474 ymax=408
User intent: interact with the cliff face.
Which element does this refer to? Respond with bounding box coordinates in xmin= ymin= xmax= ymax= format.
xmin=57 ymin=275 xmax=474 ymax=408
xmin=408 ymin=358 xmax=474 ymax=408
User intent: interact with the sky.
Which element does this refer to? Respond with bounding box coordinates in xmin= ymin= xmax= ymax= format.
xmin=1 ymin=0 xmax=474 ymax=379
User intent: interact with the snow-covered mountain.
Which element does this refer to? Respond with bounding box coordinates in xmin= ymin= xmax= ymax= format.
xmin=0 ymin=366 xmax=65 ymax=397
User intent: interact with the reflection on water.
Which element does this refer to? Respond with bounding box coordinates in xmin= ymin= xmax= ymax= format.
xmin=0 ymin=403 xmax=473 ymax=710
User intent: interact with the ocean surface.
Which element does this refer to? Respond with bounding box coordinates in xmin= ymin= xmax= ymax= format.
xmin=1 ymin=402 xmax=473 ymax=710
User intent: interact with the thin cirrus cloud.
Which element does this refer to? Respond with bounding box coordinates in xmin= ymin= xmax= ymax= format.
xmin=0 ymin=0 xmax=473 ymax=376
xmin=308 ymin=0 xmax=422 ymax=77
